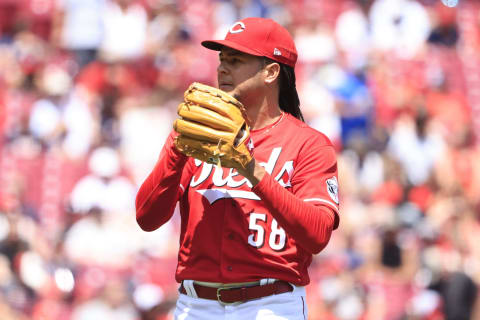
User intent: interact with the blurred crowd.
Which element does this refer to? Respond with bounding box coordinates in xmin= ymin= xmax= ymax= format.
xmin=0 ymin=0 xmax=480 ymax=319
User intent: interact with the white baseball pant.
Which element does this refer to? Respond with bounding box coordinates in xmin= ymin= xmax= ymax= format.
xmin=173 ymin=282 xmax=307 ymax=320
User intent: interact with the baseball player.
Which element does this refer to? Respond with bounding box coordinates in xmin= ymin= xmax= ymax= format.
xmin=136 ymin=17 xmax=340 ymax=319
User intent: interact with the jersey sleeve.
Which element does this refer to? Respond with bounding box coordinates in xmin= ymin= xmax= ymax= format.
xmin=291 ymin=141 xmax=340 ymax=229
xmin=252 ymin=174 xmax=336 ymax=254
xmin=135 ymin=130 xmax=192 ymax=231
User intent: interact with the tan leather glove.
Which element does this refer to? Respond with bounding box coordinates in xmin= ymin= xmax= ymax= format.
xmin=173 ymin=82 xmax=253 ymax=170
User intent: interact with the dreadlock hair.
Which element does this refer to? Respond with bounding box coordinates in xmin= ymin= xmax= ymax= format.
xmin=263 ymin=57 xmax=304 ymax=122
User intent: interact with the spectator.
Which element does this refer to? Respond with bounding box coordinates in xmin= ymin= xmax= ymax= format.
xmin=53 ymin=0 xmax=106 ymax=68
xmin=369 ymin=0 xmax=431 ymax=58
xmin=69 ymin=146 xmax=135 ymax=214
xmin=387 ymin=109 xmax=446 ymax=186
xmin=431 ymin=271 xmax=478 ymax=320
xmin=71 ymin=279 xmax=139 ymax=320
xmin=99 ymin=0 xmax=148 ymax=62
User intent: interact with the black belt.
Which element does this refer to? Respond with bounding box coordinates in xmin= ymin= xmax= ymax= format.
xmin=179 ymin=281 xmax=293 ymax=304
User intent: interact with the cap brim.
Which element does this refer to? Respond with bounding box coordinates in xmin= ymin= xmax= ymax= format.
xmin=201 ymin=40 xmax=264 ymax=57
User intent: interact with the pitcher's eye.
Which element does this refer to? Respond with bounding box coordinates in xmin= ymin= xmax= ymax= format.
xmin=231 ymin=58 xmax=240 ymax=64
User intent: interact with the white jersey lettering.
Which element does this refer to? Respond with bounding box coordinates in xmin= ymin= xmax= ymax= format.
xmin=259 ymin=147 xmax=282 ymax=174
xmin=190 ymin=160 xmax=213 ymax=187
xmin=275 ymin=160 xmax=294 ymax=188
xmin=212 ymin=165 xmax=229 ymax=186
xmin=190 ymin=147 xmax=294 ymax=203
xmin=227 ymin=168 xmax=253 ymax=188
xmin=196 ymin=189 xmax=260 ymax=204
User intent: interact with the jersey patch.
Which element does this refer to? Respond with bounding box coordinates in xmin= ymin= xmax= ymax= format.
xmin=326 ymin=176 xmax=339 ymax=204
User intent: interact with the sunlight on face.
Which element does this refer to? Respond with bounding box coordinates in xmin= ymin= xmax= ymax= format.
xmin=217 ymin=48 xmax=265 ymax=104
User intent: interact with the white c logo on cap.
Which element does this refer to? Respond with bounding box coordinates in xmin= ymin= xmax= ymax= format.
xmin=229 ymin=22 xmax=245 ymax=34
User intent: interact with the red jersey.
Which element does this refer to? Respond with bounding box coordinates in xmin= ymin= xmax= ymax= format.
xmin=136 ymin=113 xmax=339 ymax=286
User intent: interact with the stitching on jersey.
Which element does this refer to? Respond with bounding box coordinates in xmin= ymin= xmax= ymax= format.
xmin=303 ymin=198 xmax=339 ymax=211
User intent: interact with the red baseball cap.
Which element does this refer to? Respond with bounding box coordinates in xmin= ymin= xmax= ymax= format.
xmin=202 ymin=17 xmax=298 ymax=68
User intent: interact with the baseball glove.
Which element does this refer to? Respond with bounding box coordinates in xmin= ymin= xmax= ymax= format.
xmin=173 ymin=82 xmax=254 ymax=170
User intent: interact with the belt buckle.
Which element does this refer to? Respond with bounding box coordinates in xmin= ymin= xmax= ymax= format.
xmin=216 ymin=287 xmax=236 ymax=305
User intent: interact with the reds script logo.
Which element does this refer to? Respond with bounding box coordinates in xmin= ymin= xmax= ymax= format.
xmin=190 ymin=147 xmax=293 ymax=204
xmin=229 ymin=21 xmax=246 ymax=34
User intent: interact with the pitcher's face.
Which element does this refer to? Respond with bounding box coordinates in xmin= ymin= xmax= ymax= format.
xmin=217 ymin=48 xmax=265 ymax=105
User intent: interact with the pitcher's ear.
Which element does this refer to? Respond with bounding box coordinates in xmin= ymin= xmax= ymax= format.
xmin=263 ymin=62 xmax=280 ymax=84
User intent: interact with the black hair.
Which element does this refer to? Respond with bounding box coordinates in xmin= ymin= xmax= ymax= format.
xmin=263 ymin=58 xmax=304 ymax=122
